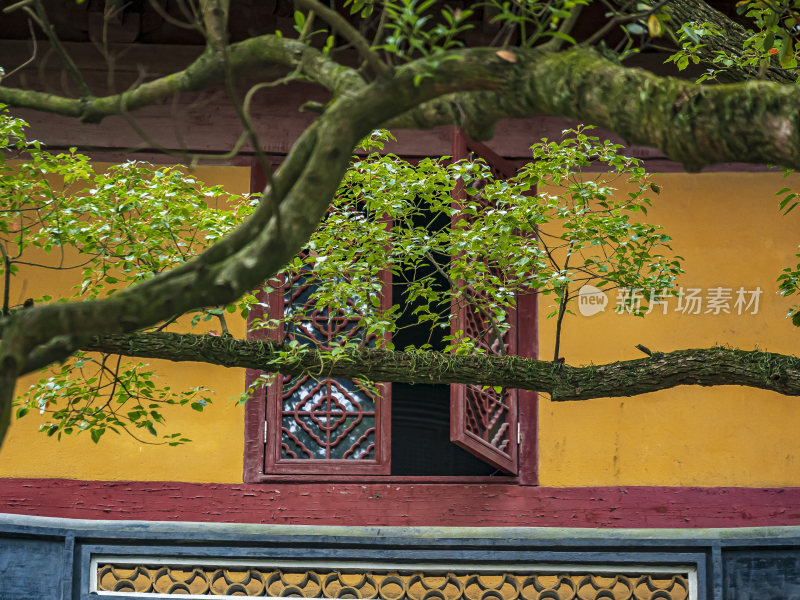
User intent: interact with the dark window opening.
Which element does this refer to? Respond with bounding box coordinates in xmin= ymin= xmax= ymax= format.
xmin=389 ymin=205 xmax=497 ymax=476
xmin=391 ymin=383 xmax=497 ymax=476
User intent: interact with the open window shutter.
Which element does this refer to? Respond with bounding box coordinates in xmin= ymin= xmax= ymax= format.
xmin=246 ymin=159 xmax=391 ymax=476
xmin=449 ymin=129 xmax=520 ymax=475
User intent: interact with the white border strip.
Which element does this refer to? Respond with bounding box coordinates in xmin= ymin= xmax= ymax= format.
xmin=90 ymin=557 xmax=697 ymax=600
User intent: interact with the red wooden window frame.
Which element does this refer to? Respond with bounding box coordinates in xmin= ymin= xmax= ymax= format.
xmin=260 ymin=270 xmax=392 ymax=476
xmin=244 ymin=131 xmax=538 ymax=483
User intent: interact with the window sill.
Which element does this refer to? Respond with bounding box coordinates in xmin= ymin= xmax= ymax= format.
xmin=245 ymin=474 xmax=521 ymax=484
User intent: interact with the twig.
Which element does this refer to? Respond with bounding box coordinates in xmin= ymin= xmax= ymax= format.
xmin=220 ymin=59 xmax=278 ymax=238
xmin=0 ymin=243 xmax=11 ymax=317
xmin=23 ymin=0 xmax=92 ymax=98
xmin=538 ymin=5 xmax=584 ymax=52
xmin=148 ymin=0 xmax=202 ymax=31
xmin=154 ymin=314 xmax=182 ymax=332
xmin=582 ymin=0 xmax=670 ymax=48
xmin=424 ymin=250 xmax=507 ymax=356
xmin=1 ymin=20 xmax=38 ymax=81
xmin=295 ymin=0 xmax=393 ymax=78
xmin=217 ymin=311 xmax=230 ymax=335
xmin=2 ymin=0 xmax=34 ymax=14
xmin=552 ymin=239 xmax=576 ymax=363
xmin=118 ymin=94 xmax=250 ymax=164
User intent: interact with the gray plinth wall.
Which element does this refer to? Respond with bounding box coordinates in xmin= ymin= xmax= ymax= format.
xmin=1 ymin=513 xmax=800 ymax=599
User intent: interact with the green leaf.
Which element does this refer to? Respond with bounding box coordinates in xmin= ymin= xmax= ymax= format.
xmin=545 ymin=31 xmax=577 ymax=45
xmin=681 ymin=24 xmax=700 ymax=44
xmin=780 ymin=38 xmax=796 ymax=68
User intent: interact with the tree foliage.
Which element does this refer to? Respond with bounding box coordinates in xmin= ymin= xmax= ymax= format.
xmin=0 ymin=108 xmax=682 ymax=442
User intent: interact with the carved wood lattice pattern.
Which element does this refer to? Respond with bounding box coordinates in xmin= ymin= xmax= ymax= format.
xmin=96 ymin=565 xmax=690 ymax=599
xmin=277 ymin=271 xmax=378 ymax=461
xmin=460 ymin=284 xmax=514 ymax=457
xmin=450 ymin=142 xmax=518 ymax=473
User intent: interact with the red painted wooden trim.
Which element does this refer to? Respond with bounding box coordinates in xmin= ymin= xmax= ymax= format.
xmin=3 ymin=478 xmax=800 ymax=528
xmin=243 ymin=366 xmax=267 ymax=483
xmin=244 ymin=158 xmax=271 ymax=483
xmin=464 ymin=135 xmax=518 ymax=179
xmin=516 ymin=290 xmax=539 ymax=487
xmin=245 ymin=475 xmax=515 ymax=484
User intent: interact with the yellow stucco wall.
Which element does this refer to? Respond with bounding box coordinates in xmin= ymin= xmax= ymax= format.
xmin=0 ymin=168 xmax=798 ymax=486
xmin=538 ymin=172 xmax=800 ymax=486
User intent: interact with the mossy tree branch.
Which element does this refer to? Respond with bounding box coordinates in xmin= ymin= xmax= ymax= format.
xmin=386 ymin=47 xmax=800 ymax=170
xmin=0 ymin=34 xmax=365 ymax=122
xmin=82 ymin=332 xmax=800 ymax=402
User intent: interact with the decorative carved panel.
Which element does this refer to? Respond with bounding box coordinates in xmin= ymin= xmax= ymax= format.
xmin=276 ymin=270 xmax=380 ymax=461
xmin=457 ymin=284 xmax=516 ymax=460
xmin=96 ymin=564 xmax=690 ymax=599
xmin=258 ymin=265 xmax=391 ymax=474
xmin=450 ymin=130 xmax=519 ymax=474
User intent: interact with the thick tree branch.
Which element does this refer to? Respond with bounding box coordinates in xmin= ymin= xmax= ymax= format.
xmin=386 ymin=47 xmax=800 ymax=170
xmin=82 ymin=332 xmax=800 ymax=402
xmin=0 ymin=34 xmax=365 ymax=122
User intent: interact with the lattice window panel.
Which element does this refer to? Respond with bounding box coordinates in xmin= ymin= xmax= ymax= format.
xmin=95 ymin=563 xmax=692 ymax=599
xmin=261 ymin=268 xmax=391 ymax=475
xmin=450 ymin=134 xmax=520 ymax=475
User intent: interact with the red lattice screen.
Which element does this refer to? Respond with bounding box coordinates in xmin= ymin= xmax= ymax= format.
xmin=243 ymin=160 xmax=392 ymax=477
xmin=264 ymin=268 xmax=391 ymax=473
xmin=449 ymin=130 xmax=520 ymax=475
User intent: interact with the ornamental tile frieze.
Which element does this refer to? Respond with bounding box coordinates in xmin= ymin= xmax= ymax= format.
xmin=96 ymin=564 xmax=690 ymax=599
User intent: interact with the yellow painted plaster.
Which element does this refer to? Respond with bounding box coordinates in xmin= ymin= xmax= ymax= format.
xmin=538 ymin=172 xmax=800 ymax=487
xmin=2 ymin=167 xmax=799 ymax=487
